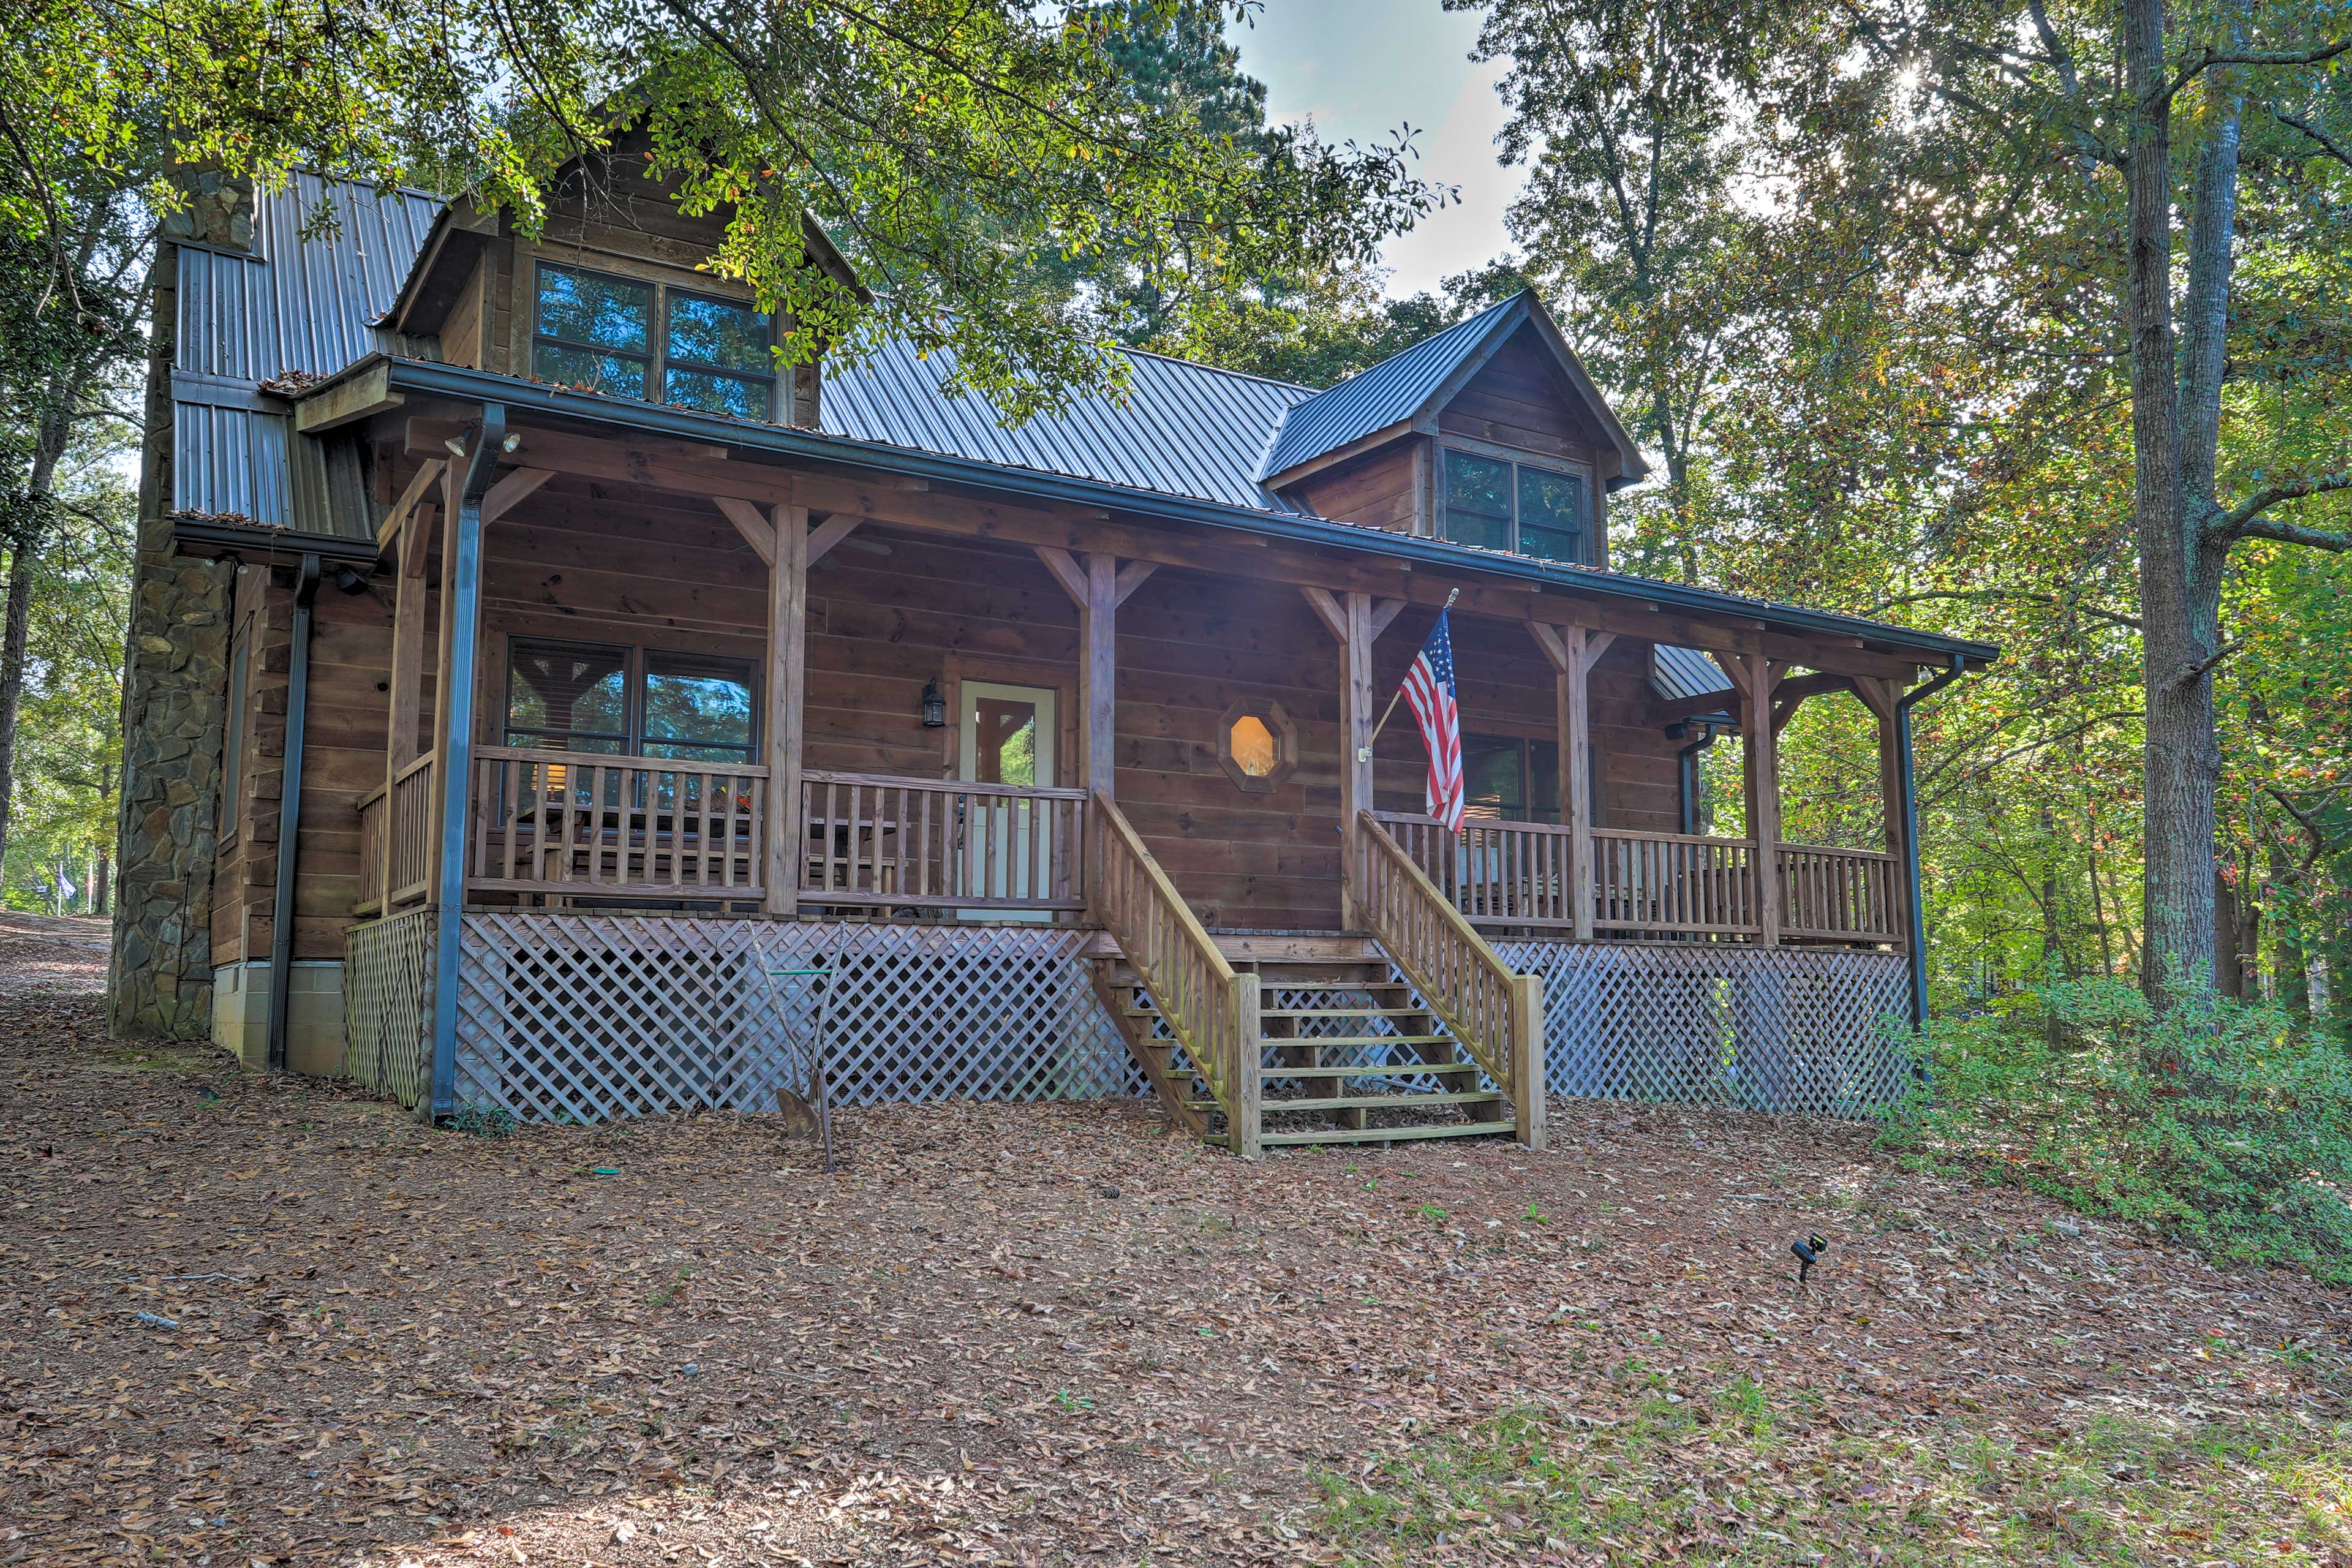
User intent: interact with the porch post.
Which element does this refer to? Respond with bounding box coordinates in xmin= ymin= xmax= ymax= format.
xmin=1740 ymin=652 xmax=1784 ymax=946
xmin=1562 ymin=627 xmax=1595 ymax=941
xmin=1081 ymin=552 xmax=1118 ymax=797
xmin=428 ymin=405 xmax=502 ymax=1118
xmin=1340 ymin=591 xmax=1375 ymax=929
xmin=382 ymin=500 xmax=433 ymax=905
xmin=1856 ymin=677 xmax=1909 ymax=945
xmin=766 ymin=504 xmax=808 ymax=916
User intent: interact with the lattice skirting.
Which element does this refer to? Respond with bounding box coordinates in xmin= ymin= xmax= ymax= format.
xmin=1496 ymin=941 xmax=1912 ymax=1118
xmin=452 ymin=914 xmax=1144 ymax=1123
xmin=342 ymin=909 xmax=435 ymax=1113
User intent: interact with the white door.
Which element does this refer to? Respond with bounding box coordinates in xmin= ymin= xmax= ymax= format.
xmin=956 ymin=682 xmax=1058 ymax=919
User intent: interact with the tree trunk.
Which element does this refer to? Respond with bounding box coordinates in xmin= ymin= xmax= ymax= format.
xmin=0 ymin=431 xmax=59 ymax=872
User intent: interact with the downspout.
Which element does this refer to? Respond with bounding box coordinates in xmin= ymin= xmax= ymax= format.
xmin=428 ymin=406 xmax=505 ymax=1118
xmin=1896 ymin=655 xmax=1970 ymax=1031
xmin=1670 ymin=721 xmax=1724 ymax=837
xmin=265 ymin=552 xmax=323 ymax=1072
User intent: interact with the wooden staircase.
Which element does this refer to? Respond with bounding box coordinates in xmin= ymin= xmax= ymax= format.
xmin=1092 ymin=933 xmax=1522 ymax=1150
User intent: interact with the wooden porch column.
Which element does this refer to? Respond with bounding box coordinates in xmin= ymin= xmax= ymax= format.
xmin=379 ymin=496 xmax=435 ymax=907
xmin=766 ymin=504 xmax=809 ymax=916
xmin=1081 ymin=552 xmax=1118 ymax=796
xmin=1301 ymin=587 xmax=1399 ymax=930
xmin=1737 ymin=652 xmax=1785 ymax=945
xmin=1529 ymin=624 xmax=1613 ymax=941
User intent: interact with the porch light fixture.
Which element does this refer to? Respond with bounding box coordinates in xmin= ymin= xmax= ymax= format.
xmin=921 ymin=679 xmax=946 ymax=728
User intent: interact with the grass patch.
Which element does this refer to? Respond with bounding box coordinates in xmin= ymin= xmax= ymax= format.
xmin=1308 ymin=1374 xmax=2352 ymax=1564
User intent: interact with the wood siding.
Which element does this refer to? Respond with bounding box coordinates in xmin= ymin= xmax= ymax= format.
xmin=1434 ymin=325 xmax=1607 ymax=466
xmin=1286 ymin=439 xmax=1425 ymax=537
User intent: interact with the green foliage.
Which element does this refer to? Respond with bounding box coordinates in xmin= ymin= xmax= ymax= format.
xmin=1882 ymin=979 xmax=2352 ymax=1283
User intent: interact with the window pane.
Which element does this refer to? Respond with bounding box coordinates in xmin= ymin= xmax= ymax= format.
xmin=1530 ymin=741 xmax=1561 ymax=826
xmin=1229 ymin=714 xmax=1277 ymax=777
xmin=973 ymin=698 xmax=1038 ymax=786
xmin=536 ymin=265 xmax=651 ymax=353
xmin=1518 ymin=467 xmax=1585 ymax=562
xmin=664 ymin=367 xmax=772 ymax=420
xmin=1443 ymin=451 xmax=1514 ymax=551
xmin=508 ymin=641 xmax=629 ymax=745
xmin=1520 ymin=521 xmax=1583 ymax=564
xmin=644 ymin=651 xmax=754 ymax=751
xmin=533 ymin=342 xmax=647 ymax=398
xmin=666 ymin=292 xmax=772 ymax=372
xmin=1460 ymin=735 xmax=1525 ymax=821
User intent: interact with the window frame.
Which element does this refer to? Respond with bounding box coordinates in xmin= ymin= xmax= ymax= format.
xmin=530 ymin=260 xmax=778 ymax=421
xmin=1218 ymin=698 xmax=1297 ymax=794
xmin=1438 ymin=441 xmax=1594 ymax=565
xmin=1458 ymin=731 xmax=1562 ymax=826
xmin=502 ymin=636 xmax=760 ymax=761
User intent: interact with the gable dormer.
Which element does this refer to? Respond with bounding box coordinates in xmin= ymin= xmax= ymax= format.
xmin=385 ymin=130 xmax=862 ymax=431
xmin=1259 ymin=291 xmax=1646 ymax=568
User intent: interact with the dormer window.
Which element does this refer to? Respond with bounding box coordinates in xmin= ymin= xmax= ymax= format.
xmin=533 ymin=262 xmax=776 ymax=420
xmin=1441 ymin=448 xmax=1589 ymax=565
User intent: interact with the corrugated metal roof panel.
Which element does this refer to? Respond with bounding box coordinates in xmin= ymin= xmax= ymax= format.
xmin=821 ymin=337 xmax=1316 ymax=513
xmin=1257 ymin=293 xmax=1525 ymax=480
xmin=1649 ymin=643 xmax=1737 ymax=717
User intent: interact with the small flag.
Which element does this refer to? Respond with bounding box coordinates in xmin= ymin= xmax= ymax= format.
xmin=1401 ymin=610 xmax=1466 ymax=832
xmin=55 ymin=869 xmax=74 ymax=902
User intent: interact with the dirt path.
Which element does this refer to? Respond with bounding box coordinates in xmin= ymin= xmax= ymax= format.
xmin=2 ymin=938 xmax=2344 ymax=1566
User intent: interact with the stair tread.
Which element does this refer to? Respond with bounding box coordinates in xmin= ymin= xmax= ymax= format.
xmin=1257 ymin=1121 xmax=1518 ymax=1147
xmin=1259 ymin=1061 xmax=1483 ymax=1078
xmin=1262 ymin=1006 xmax=1428 ymax=1018
xmin=1260 ymin=1090 xmax=1505 ymax=1111
xmin=1256 ymin=1034 xmax=1452 ymax=1047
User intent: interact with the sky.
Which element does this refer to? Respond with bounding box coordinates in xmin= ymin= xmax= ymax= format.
xmin=1223 ymin=0 xmax=1522 ymax=300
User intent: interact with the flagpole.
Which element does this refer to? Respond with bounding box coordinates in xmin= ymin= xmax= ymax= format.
xmin=1357 ymin=588 xmax=1458 ymax=761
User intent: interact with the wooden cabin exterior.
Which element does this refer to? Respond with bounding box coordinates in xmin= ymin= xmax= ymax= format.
xmin=114 ymin=167 xmax=1994 ymax=1155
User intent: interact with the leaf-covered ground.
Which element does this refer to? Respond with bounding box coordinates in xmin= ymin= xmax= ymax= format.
xmin=3 ymin=920 xmax=2346 ymax=1566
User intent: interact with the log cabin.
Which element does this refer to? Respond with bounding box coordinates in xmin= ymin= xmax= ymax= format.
xmin=111 ymin=162 xmax=1995 ymax=1156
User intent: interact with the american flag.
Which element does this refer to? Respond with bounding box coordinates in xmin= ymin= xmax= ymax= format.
xmin=1401 ymin=611 xmax=1466 ymax=833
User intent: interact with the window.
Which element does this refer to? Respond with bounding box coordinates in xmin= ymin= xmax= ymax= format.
xmin=1460 ymin=734 xmax=1561 ymax=824
xmin=1441 ymin=448 xmax=1589 ymax=564
xmin=504 ymin=639 xmax=755 ymax=759
xmin=1218 ymin=699 xmax=1296 ymax=793
xmin=533 ymin=263 xmax=776 ymax=420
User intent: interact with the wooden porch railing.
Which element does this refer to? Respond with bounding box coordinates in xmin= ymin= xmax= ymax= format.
xmin=1779 ymin=842 xmax=1904 ymax=943
xmin=798 ymin=771 xmax=1090 ymax=912
xmin=1091 ymin=791 xmax=1257 ymax=1155
xmin=1372 ymin=810 xmax=1575 ymax=928
xmin=1594 ymin=827 xmax=1761 ymax=937
xmin=1352 ymin=812 xmax=1544 ymax=1149
xmin=355 ymin=784 xmax=387 ymax=916
xmin=464 ymin=747 xmax=769 ymax=902
xmin=355 ymin=752 xmax=439 ymax=916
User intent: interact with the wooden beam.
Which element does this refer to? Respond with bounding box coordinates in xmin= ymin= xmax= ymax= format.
xmin=714 ymin=496 xmax=777 ymax=568
xmin=1713 ymin=650 xmax=1751 ymax=697
xmin=1368 ymin=597 xmax=1408 ymax=641
xmin=766 ymin=503 xmax=809 ymax=916
xmin=1653 ymin=687 xmax=1743 ymax=723
xmin=376 ymin=459 xmax=446 ymax=553
xmin=807 ymin=514 xmax=864 ymax=564
xmin=1082 ymin=554 xmax=1119 ymax=797
xmin=1034 ymin=545 xmax=1088 ymax=608
xmin=1577 ymin=630 xmax=1619 ymax=677
xmin=1741 ymin=652 xmax=1784 ymax=946
xmin=480 ymin=467 xmax=555 ymax=527
xmin=1298 ymin=585 xmax=1349 ymax=644
xmin=1112 ymin=558 xmax=1159 ymax=607
xmin=400 ymin=501 xmax=435 ymax=581
xmin=1526 ymin=620 xmax=1570 ymax=674
xmin=296 ymin=361 xmax=402 ymax=434
xmin=1564 ymin=627 xmax=1595 ymax=941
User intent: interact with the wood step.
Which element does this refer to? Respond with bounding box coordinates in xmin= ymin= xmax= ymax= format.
xmin=1256 ymin=1034 xmax=1452 ymax=1049
xmin=1259 ymin=1061 xmax=1483 ymax=1079
xmin=1262 ymin=1006 xmax=1428 ymax=1018
xmin=1255 ymin=1120 xmax=1519 ymax=1147
xmin=1253 ymin=1090 xmax=1504 ymax=1112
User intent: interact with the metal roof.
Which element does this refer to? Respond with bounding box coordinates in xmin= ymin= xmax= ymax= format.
xmin=171 ymin=173 xmax=440 ymax=528
xmin=1650 ymin=643 xmax=1738 ymax=720
xmin=1257 ymin=293 xmax=1523 ymax=481
xmin=821 ymin=337 xmax=1317 ymax=514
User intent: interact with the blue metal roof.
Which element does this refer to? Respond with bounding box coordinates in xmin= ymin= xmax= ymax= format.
xmin=820 ymin=337 xmax=1317 ymax=513
xmin=172 ymin=173 xmax=441 ymax=529
xmin=1649 ymin=643 xmax=1738 ymax=719
xmin=1256 ymin=293 xmax=1526 ymax=481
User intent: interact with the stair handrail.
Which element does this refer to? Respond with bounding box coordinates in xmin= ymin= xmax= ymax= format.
xmin=1090 ymin=791 xmax=1260 ymax=1156
xmin=1353 ymin=810 xmax=1546 ymax=1150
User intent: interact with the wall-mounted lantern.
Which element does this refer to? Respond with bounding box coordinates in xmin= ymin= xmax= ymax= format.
xmin=921 ymin=679 xmax=947 ymax=728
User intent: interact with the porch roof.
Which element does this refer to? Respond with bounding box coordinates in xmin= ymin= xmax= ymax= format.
xmin=317 ymin=355 xmax=1999 ymax=669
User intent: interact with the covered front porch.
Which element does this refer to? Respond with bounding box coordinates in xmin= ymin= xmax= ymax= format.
xmin=333 ymin=371 xmax=1936 ymax=1144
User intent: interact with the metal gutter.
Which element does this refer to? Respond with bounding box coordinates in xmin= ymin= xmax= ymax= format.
xmin=171 ymin=516 xmax=383 ymax=566
xmin=361 ymin=357 xmax=2002 ymax=666
xmin=428 ymin=405 xmax=505 ymax=1118
xmin=265 ymin=553 xmax=323 ymax=1072
xmin=1896 ymin=656 xmax=1974 ymax=1033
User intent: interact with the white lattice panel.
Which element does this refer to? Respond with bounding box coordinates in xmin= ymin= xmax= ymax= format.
xmin=453 ymin=915 xmax=1141 ymax=1123
xmin=342 ymin=910 xmax=435 ymax=1114
xmin=1496 ymin=941 xmax=1912 ymax=1118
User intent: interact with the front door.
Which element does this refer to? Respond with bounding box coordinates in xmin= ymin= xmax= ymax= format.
xmin=956 ymin=681 xmax=1058 ymax=918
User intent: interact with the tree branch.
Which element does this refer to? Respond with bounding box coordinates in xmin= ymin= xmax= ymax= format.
xmin=1874 ymin=587 xmax=2143 ymax=631
xmin=2274 ymin=107 xmax=2352 ymax=170
xmin=2168 ymin=637 xmax=2244 ymax=689
xmin=2163 ymin=36 xmax=2352 ymax=106
xmin=2208 ymin=469 xmax=2352 ymax=541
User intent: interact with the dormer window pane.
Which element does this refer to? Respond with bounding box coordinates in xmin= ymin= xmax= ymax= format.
xmin=663 ymin=291 xmax=776 ymax=419
xmin=534 ymin=264 xmax=654 ymax=396
xmin=1517 ymin=467 xmax=1585 ymax=564
xmin=1442 ymin=451 xmax=1513 ymax=552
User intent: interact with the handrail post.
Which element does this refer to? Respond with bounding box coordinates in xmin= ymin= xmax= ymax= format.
xmin=1231 ymin=973 xmax=1261 ymax=1161
xmin=1509 ymin=971 xmax=1545 ymax=1151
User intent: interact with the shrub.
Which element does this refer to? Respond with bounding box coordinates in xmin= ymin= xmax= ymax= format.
xmin=1880 ymin=978 xmax=2352 ymax=1283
